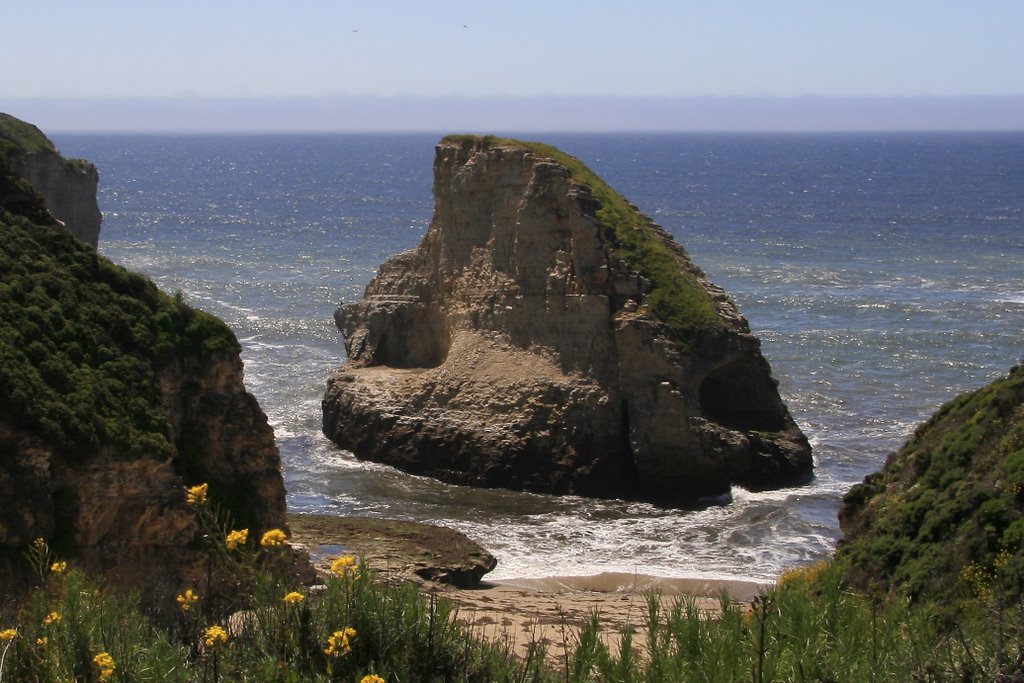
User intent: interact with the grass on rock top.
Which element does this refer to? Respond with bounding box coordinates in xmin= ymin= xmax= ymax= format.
xmin=0 ymin=113 xmax=59 ymax=169
xmin=442 ymin=135 xmax=726 ymax=345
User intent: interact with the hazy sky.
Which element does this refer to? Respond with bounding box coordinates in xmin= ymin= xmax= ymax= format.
xmin=3 ymin=1 xmax=1023 ymax=131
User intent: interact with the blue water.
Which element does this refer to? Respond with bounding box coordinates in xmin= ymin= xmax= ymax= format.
xmin=53 ymin=132 xmax=1024 ymax=583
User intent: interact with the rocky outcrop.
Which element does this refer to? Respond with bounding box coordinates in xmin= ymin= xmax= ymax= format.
xmin=1 ymin=112 xmax=102 ymax=246
xmin=0 ymin=115 xmax=286 ymax=607
xmin=0 ymin=346 xmax=287 ymax=601
xmin=323 ymin=136 xmax=812 ymax=504
xmin=14 ymin=151 xmax=102 ymax=247
xmin=288 ymin=514 xmax=497 ymax=588
xmin=159 ymin=351 xmax=287 ymax=533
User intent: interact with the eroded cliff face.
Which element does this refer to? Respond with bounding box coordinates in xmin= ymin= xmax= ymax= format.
xmin=323 ymin=136 xmax=812 ymax=503
xmin=15 ymin=152 xmax=102 ymax=247
xmin=159 ymin=350 xmax=287 ymax=533
xmin=1 ymin=112 xmax=102 ymax=246
xmin=0 ymin=350 xmax=286 ymax=593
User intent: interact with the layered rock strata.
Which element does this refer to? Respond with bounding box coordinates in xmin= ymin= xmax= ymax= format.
xmin=323 ymin=136 xmax=812 ymax=503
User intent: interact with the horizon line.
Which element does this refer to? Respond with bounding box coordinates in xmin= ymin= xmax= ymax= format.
xmin=4 ymin=94 xmax=1023 ymax=134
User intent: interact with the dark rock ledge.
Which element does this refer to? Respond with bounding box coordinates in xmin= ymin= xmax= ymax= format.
xmin=287 ymin=514 xmax=496 ymax=588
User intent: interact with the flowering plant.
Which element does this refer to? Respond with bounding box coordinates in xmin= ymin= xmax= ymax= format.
xmin=185 ymin=483 xmax=209 ymax=505
xmin=225 ymin=528 xmax=249 ymax=550
xmin=259 ymin=528 xmax=288 ymax=548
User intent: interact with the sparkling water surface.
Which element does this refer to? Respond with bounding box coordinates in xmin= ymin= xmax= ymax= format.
xmin=54 ymin=132 xmax=1024 ymax=582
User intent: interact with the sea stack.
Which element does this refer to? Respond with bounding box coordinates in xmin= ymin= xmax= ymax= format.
xmin=322 ymin=135 xmax=812 ymax=503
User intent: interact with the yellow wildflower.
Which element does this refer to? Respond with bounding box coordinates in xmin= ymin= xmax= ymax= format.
xmin=324 ymin=627 xmax=356 ymax=657
xmin=93 ymin=652 xmax=116 ymax=680
xmin=0 ymin=628 xmax=17 ymax=641
xmin=50 ymin=561 xmax=68 ymax=575
xmin=185 ymin=483 xmax=209 ymax=505
xmin=226 ymin=528 xmax=249 ymax=550
xmin=360 ymin=674 xmax=385 ymax=683
xmin=203 ymin=624 xmax=229 ymax=648
xmin=776 ymin=560 xmax=830 ymax=589
xmin=43 ymin=611 xmax=62 ymax=626
xmin=176 ymin=588 xmax=200 ymax=612
xmin=36 ymin=636 xmax=47 ymax=646
xmin=330 ymin=555 xmax=359 ymax=577
xmin=32 ymin=538 xmax=47 ymax=551
xmin=260 ymin=528 xmax=288 ymax=548
xmin=283 ymin=591 xmax=305 ymax=605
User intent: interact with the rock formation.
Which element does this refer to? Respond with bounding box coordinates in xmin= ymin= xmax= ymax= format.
xmin=323 ymin=136 xmax=812 ymax=504
xmin=289 ymin=514 xmax=497 ymax=588
xmin=0 ymin=114 xmax=287 ymax=608
xmin=1 ymin=112 xmax=102 ymax=246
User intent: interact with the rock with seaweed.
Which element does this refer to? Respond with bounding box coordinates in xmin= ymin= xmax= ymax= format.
xmin=837 ymin=365 xmax=1024 ymax=605
xmin=0 ymin=114 xmax=288 ymax=612
xmin=323 ymin=135 xmax=812 ymax=504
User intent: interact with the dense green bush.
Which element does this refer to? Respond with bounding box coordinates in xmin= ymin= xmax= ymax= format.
xmin=837 ymin=366 xmax=1024 ymax=603
xmin=0 ymin=192 xmax=238 ymax=463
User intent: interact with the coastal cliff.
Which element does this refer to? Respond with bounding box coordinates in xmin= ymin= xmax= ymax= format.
xmin=0 ymin=114 xmax=286 ymax=604
xmin=323 ymin=136 xmax=812 ymax=503
xmin=0 ymin=112 xmax=102 ymax=246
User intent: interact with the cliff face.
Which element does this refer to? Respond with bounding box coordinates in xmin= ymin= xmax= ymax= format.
xmin=323 ymin=136 xmax=812 ymax=503
xmin=1 ymin=112 xmax=102 ymax=246
xmin=14 ymin=152 xmax=102 ymax=247
xmin=159 ymin=350 xmax=287 ymax=532
xmin=0 ymin=348 xmax=287 ymax=596
xmin=0 ymin=115 xmax=286 ymax=604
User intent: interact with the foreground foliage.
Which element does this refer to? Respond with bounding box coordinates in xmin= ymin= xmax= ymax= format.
xmin=2 ymin=544 xmax=1021 ymax=681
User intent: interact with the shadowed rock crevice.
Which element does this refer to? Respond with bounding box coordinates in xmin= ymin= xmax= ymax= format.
xmin=698 ymin=356 xmax=788 ymax=432
xmin=323 ymin=136 xmax=812 ymax=504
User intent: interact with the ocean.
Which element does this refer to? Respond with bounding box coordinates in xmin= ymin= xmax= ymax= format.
xmin=53 ymin=132 xmax=1024 ymax=583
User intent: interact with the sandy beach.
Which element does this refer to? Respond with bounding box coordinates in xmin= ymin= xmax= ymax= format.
xmin=435 ymin=573 xmax=765 ymax=659
xmin=288 ymin=514 xmax=766 ymax=659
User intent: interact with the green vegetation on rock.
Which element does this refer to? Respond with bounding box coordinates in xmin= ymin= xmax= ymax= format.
xmin=837 ymin=365 xmax=1024 ymax=603
xmin=443 ymin=135 xmax=726 ymax=345
xmin=0 ymin=183 xmax=239 ymax=463
xmin=0 ymin=113 xmax=58 ymax=170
